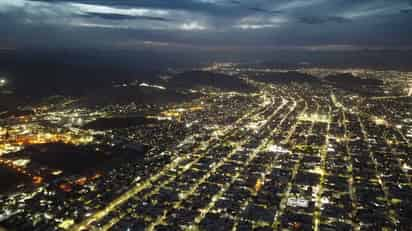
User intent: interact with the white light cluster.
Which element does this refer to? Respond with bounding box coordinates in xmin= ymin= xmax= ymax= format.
xmin=139 ymin=82 xmax=166 ymax=90
xmin=0 ymin=78 xmax=6 ymax=87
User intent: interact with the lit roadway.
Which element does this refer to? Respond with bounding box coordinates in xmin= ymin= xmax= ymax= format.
xmin=342 ymin=109 xmax=359 ymax=231
xmin=272 ymin=102 xmax=319 ymax=229
xmin=230 ymin=100 xmax=306 ymax=231
xmin=312 ymin=105 xmax=331 ymax=231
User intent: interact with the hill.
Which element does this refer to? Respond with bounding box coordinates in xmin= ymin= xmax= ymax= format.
xmin=165 ymin=71 xmax=255 ymax=92
xmin=251 ymin=71 xmax=322 ymax=85
xmin=324 ymin=73 xmax=383 ymax=95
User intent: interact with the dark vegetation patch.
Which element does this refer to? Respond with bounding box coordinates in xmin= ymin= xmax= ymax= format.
xmin=0 ymin=166 xmax=30 ymax=194
xmin=250 ymin=71 xmax=322 ymax=85
xmin=324 ymin=73 xmax=383 ymax=95
xmin=83 ymin=116 xmax=159 ymax=130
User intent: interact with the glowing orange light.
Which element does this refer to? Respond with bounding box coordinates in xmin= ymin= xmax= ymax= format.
xmin=75 ymin=177 xmax=88 ymax=186
xmin=59 ymin=183 xmax=73 ymax=192
xmin=291 ymin=222 xmax=303 ymax=230
xmin=33 ymin=176 xmax=43 ymax=185
xmin=90 ymin=173 xmax=102 ymax=180
xmin=254 ymin=179 xmax=263 ymax=193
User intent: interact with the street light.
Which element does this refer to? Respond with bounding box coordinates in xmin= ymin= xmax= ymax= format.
xmin=0 ymin=78 xmax=6 ymax=87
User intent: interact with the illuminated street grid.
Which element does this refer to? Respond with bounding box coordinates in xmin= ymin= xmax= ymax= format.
xmin=0 ymin=67 xmax=412 ymax=231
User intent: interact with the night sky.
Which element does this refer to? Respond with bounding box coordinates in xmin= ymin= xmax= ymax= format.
xmin=1 ymin=0 xmax=412 ymax=51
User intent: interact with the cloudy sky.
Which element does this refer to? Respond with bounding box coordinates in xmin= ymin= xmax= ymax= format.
xmin=1 ymin=0 xmax=412 ymax=51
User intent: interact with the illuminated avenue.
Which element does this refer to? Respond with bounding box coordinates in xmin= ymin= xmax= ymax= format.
xmin=0 ymin=64 xmax=412 ymax=231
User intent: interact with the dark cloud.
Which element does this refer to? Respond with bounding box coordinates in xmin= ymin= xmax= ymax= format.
xmin=299 ymin=16 xmax=351 ymax=24
xmin=247 ymin=7 xmax=283 ymax=14
xmin=400 ymin=8 xmax=412 ymax=13
xmin=1 ymin=0 xmax=411 ymax=50
xmin=229 ymin=0 xmax=241 ymax=5
xmin=27 ymin=0 xmax=246 ymax=17
xmin=80 ymin=13 xmax=171 ymax=21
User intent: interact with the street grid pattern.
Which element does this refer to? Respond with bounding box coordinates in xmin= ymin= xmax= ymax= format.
xmin=68 ymin=91 xmax=412 ymax=231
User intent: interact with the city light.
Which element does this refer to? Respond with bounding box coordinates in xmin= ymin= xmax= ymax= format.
xmin=298 ymin=113 xmax=330 ymax=123
xmin=0 ymin=65 xmax=411 ymax=231
xmin=0 ymin=78 xmax=6 ymax=87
